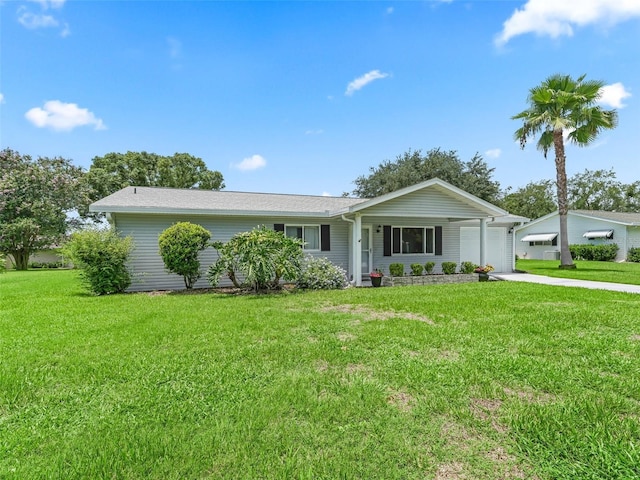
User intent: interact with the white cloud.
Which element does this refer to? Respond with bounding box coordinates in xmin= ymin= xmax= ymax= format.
xmin=232 ymin=154 xmax=267 ymax=171
xmin=25 ymin=100 xmax=106 ymax=131
xmin=28 ymin=0 xmax=66 ymax=9
xmin=305 ymin=129 xmax=324 ymax=135
xmin=18 ymin=8 xmax=58 ymax=28
xmin=345 ymin=70 xmax=389 ymax=96
xmin=18 ymin=1 xmax=69 ymax=36
xmin=485 ymin=148 xmax=502 ymax=159
xmin=386 ymin=7 xmax=394 ymax=15
xmin=0 ymin=93 xmax=5 ymax=104
xmin=599 ymin=82 xmax=632 ymax=108
xmin=495 ymin=0 xmax=640 ymax=46
xmin=321 ymin=191 xmax=332 ymax=197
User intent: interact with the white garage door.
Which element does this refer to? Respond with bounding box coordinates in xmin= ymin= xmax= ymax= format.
xmin=460 ymin=227 xmax=506 ymax=272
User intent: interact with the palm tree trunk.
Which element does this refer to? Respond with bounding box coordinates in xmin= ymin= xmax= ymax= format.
xmin=553 ymin=130 xmax=576 ymax=269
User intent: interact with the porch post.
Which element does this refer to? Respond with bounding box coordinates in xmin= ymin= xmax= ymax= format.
xmin=355 ymin=213 xmax=362 ymax=286
xmin=479 ymin=218 xmax=487 ymax=266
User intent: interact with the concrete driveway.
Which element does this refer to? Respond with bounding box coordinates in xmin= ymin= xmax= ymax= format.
xmin=492 ymin=272 xmax=640 ymax=294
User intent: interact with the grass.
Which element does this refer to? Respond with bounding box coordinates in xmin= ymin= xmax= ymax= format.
xmin=516 ymin=259 xmax=640 ymax=286
xmin=1 ymin=270 xmax=640 ymax=479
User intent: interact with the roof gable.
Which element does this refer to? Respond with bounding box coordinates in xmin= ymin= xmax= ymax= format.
xmin=345 ymin=178 xmax=508 ymax=218
xmin=516 ymin=210 xmax=640 ymax=231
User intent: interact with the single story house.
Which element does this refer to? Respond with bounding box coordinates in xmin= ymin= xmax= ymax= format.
xmin=89 ymin=178 xmax=526 ymax=291
xmin=514 ymin=210 xmax=640 ymax=262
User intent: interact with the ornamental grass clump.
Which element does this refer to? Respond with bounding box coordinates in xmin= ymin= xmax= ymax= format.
xmin=296 ymin=256 xmax=347 ymax=290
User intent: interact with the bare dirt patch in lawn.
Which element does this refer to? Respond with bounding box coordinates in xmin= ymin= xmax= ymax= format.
xmin=470 ymin=398 xmax=507 ymax=434
xmin=434 ymin=462 xmax=466 ymax=480
xmin=318 ymin=304 xmax=434 ymax=324
xmin=387 ymin=390 xmax=415 ymax=413
xmin=629 ymin=334 xmax=640 ymax=341
xmin=503 ymin=387 xmax=555 ymax=404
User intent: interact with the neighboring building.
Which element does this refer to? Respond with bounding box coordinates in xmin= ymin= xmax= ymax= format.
xmin=90 ymin=178 xmax=525 ymax=291
xmin=3 ymin=248 xmax=66 ymax=270
xmin=514 ymin=210 xmax=640 ymax=262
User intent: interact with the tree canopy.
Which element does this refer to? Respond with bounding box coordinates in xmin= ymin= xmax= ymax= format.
xmin=513 ymin=74 xmax=618 ymax=268
xmin=350 ymin=148 xmax=501 ymax=203
xmin=0 ymin=148 xmax=88 ymax=270
xmin=81 ymin=151 xmax=224 ymax=216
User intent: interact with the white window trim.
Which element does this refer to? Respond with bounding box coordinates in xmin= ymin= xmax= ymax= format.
xmin=392 ymin=226 xmax=435 ymax=256
xmin=285 ymin=224 xmax=321 ymax=251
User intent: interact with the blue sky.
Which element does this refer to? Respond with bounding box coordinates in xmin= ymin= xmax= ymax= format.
xmin=1 ymin=0 xmax=639 ymax=197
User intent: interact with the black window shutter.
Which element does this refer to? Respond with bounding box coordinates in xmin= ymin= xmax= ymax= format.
xmin=383 ymin=226 xmax=392 ymax=256
xmin=274 ymin=223 xmax=284 ymax=232
xmin=392 ymin=228 xmax=401 ymax=254
xmin=552 ymin=235 xmax=558 ymax=246
xmin=435 ymin=226 xmax=443 ymax=256
xmin=321 ymin=224 xmax=330 ymax=251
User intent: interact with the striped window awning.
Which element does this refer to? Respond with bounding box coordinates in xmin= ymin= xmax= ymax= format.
xmin=521 ymin=233 xmax=558 ymax=242
xmin=583 ymin=230 xmax=613 ymax=239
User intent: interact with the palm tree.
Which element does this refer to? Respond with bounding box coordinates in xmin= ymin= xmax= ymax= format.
xmin=513 ymin=74 xmax=618 ymax=269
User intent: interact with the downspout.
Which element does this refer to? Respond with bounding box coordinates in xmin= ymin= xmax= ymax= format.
xmin=341 ymin=214 xmax=357 ymax=285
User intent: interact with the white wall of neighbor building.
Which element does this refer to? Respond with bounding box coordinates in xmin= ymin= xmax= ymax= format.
xmin=113 ymin=213 xmax=351 ymax=291
xmin=515 ymin=214 xmax=628 ymax=261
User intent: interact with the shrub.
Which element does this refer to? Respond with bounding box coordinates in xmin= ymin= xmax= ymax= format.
xmin=208 ymin=226 xmax=304 ymax=292
xmin=389 ymin=263 xmax=404 ymax=277
xmin=63 ymin=228 xmax=134 ymax=295
xmin=159 ymin=222 xmax=211 ymax=289
xmin=0 ymin=254 xmax=5 ymax=274
xmin=410 ymin=263 xmax=423 ymax=276
xmin=441 ymin=262 xmax=457 ymax=274
xmin=569 ymin=244 xmax=618 ymax=262
xmin=424 ymin=261 xmax=435 ymax=274
xmin=460 ymin=261 xmax=475 ymax=274
xmin=628 ymin=247 xmax=640 ymax=263
xmin=296 ymin=256 xmax=348 ymax=290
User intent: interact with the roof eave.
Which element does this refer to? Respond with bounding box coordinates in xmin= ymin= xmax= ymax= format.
xmin=89 ymin=205 xmax=334 ymax=218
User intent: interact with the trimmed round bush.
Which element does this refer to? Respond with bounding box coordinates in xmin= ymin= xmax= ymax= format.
xmin=460 ymin=261 xmax=475 ymax=274
xmin=628 ymin=247 xmax=640 ymax=263
xmin=441 ymin=262 xmax=457 ymax=274
xmin=410 ymin=263 xmax=424 ymax=276
xmin=389 ymin=263 xmax=404 ymax=277
xmin=424 ymin=261 xmax=435 ymax=274
xmin=296 ymin=256 xmax=348 ymax=290
xmin=159 ymin=222 xmax=211 ymax=289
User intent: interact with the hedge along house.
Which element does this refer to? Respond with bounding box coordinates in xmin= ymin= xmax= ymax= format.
xmin=90 ymin=178 xmax=523 ymax=291
xmin=514 ymin=210 xmax=640 ymax=262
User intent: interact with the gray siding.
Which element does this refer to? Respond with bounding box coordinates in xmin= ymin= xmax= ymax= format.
xmin=361 ymin=188 xmax=489 ymax=218
xmin=114 ymin=213 xmax=350 ymax=291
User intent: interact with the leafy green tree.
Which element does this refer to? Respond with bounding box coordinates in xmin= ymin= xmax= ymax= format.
xmin=158 ymin=222 xmax=211 ymax=289
xmin=568 ymin=169 xmax=625 ymax=211
xmin=350 ymin=148 xmax=501 ymax=203
xmin=0 ymin=148 xmax=88 ymax=270
xmin=500 ymin=180 xmax=557 ymax=219
xmin=208 ymin=226 xmax=303 ymax=292
xmin=82 ymin=151 xmax=224 ymax=217
xmin=63 ymin=228 xmax=134 ymax=295
xmin=513 ymin=74 xmax=618 ymax=269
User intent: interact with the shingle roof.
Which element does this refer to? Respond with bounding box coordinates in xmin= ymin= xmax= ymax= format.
xmin=572 ymin=210 xmax=640 ymax=225
xmin=90 ymin=186 xmax=367 ymax=217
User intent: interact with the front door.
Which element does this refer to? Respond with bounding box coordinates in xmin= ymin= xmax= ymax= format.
xmin=361 ymin=226 xmax=372 ymax=276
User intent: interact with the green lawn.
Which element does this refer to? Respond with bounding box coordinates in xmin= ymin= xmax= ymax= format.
xmin=1 ymin=270 xmax=639 ymax=479
xmin=516 ymin=259 xmax=640 ymax=285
